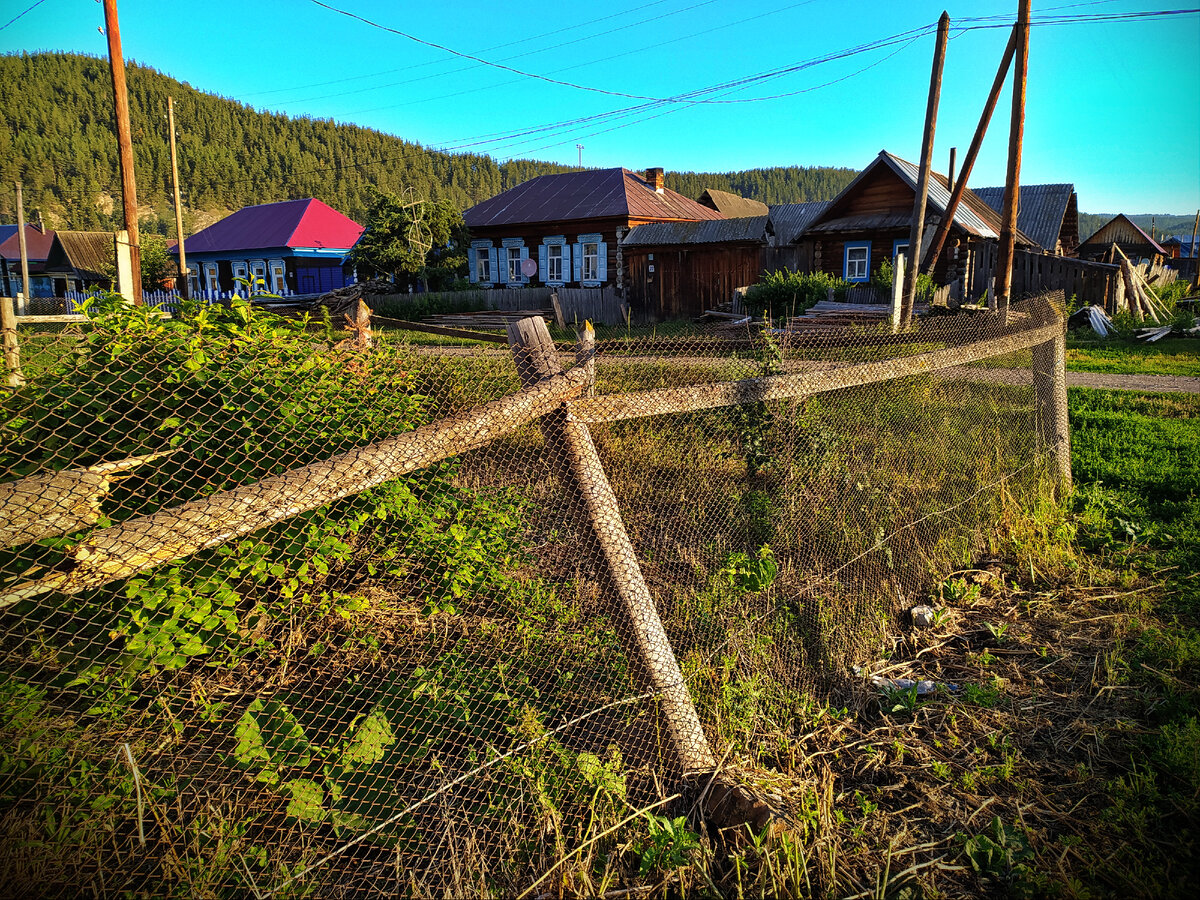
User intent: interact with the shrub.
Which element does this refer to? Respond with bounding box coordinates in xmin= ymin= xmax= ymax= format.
xmin=743 ymin=269 xmax=846 ymax=318
xmin=872 ymin=256 xmax=936 ymax=304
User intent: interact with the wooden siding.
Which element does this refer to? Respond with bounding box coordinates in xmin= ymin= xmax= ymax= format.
xmin=624 ymin=243 xmax=763 ymax=319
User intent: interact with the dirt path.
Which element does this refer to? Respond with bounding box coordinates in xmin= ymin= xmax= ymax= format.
xmin=944 ymin=367 xmax=1200 ymax=393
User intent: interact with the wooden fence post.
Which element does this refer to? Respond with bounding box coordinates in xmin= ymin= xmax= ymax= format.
xmin=1032 ymin=323 xmax=1071 ymax=493
xmin=507 ymin=316 xmax=716 ymax=777
xmin=576 ymin=319 xmax=595 ymax=398
xmin=1 ymin=296 xmax=24 ymax=388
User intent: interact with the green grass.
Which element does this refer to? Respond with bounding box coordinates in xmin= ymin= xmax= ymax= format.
xmin=1067 ymin=337 xmax=1200 ymax=377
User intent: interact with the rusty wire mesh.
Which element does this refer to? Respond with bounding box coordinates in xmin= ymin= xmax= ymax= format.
xmin=0 ymin=293 xmax=1064 ymax=897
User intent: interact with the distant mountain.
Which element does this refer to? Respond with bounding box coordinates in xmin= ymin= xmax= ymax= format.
xmin=0 ymin=52 xmax=858 ymax=236
xmin=1078 ymin=212 xmax=1198 ymax=243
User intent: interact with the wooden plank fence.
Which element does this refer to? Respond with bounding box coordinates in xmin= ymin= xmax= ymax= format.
xmin=406 ymin=286 xmax=627 ymax=326
xmin=967 ymin=244 xmax=1117 ymax=309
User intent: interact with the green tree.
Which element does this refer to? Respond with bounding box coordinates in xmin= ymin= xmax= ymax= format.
xmin=346 ymin=189 xmax=468 ymax=290
xmin=139 ymin=233 xmax=172 ymax=292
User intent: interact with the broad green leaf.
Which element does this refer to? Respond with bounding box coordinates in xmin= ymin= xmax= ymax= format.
xmin=342 ymin=709 xmax=395 ymax=769
xmin=284 ymin=778 xmax=326 ymax=823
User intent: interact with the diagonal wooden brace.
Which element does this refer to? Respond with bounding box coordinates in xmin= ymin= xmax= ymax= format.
xmin=507 ymin=316 xmax=716 ymax=776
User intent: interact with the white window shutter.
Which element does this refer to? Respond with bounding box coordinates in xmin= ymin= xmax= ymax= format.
xmin=468 ymin=247 xmax=479 ymax=283
xmin=538 ymin=245 xmax=548 ymax=282
xmin=597 ymin=241 xmax=608 ymax=282
xmin=573 ymin=243 xmax=582 ymax=283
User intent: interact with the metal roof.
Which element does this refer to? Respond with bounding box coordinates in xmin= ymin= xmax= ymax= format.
xmin=973 ymin=184 xmax=1075 ymax=252
xmin=698 ymin=189 xmax=769 ymax=218
xmin=809 ymin=151 xmax=1036 ymax=245
xmin=464 ymin=168 xmax=725 ymax=228
xmin=184 ymin=198 xmax=363 ymax=254
xmin=46 ymin=231 xmax=115 ymax=281
xmin=0 ymin=224 xmax=56 ymax=262
xmin=622 ymin=215 xmax=769 ymax=247
xmin=768 ymin=201 xmax=831 ymax=244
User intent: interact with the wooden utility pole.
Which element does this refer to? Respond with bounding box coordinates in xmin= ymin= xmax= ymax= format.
xmin=900 ymin=11 xmax=950 ymax=323
xmin=922 ymin=26 xmax=1018 ymax=275
xmin=947 ymin=146 xmax=957 ymax=193
xmin=14 ymin=183 xmax=30 ymax=315
xmin=1189 ymin=209 xmax=1198 ymax=260
xmin=993 ymin=0 xmax=1031 ymax=317
xmin=167 ymin=96 xmax=189 ymax=299
xmin=103 ymin=0 xmax=142 ymax=303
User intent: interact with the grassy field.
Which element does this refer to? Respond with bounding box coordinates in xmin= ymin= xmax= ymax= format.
xmin=1067 ymin=337 xmax=1200 ymax=377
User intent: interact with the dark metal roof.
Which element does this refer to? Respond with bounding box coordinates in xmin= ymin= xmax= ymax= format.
xmin=184 ymin=198 xmax=363 ymax=254
xmin=807 ymin=213 xmax=912 ymax=234
xmin=1162 ymin=235 xmax=1198 ymax=258
xmin=697 ymin=189 xmax=769 ymax=217
xmin=464 ymin=168 xmax=725 ymax=228
xmin=46 ymin=231 xmax=114 ymax=281
xmin=767 ymin=201 xmax=830 ymax=244
xmin=973 ymin=184 xmax=1075 ymax=252
xmin=622 ymin=215 xmax=769 ymax=247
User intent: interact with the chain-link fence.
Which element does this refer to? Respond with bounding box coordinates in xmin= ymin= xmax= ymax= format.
xmin=0 ymin=292 xmax=1067 ymax=898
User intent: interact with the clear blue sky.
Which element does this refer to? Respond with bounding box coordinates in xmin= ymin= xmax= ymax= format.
xmin=3 ymin=0 xmax=1198 ymax=214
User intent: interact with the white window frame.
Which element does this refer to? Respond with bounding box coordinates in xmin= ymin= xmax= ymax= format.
xmin=507 ymin=247 xmax=524 ymax=283
xmin=844 ymin=241 xmax=870 ymax=282
xmin=471 ymin=240 xmax=494 ymax=284
xmin=204 ymin=262 xmax=221 ymax=294
xmin=231 ymin=261 xmax=249 ymax=293
xmin=582 ymin=241 xmax=599 ymax=282
xmin=547 ymin=243 xmax=564 ymax=283
xmin=249 ymin=259 xmax=268 ymax=293
xmin=268 ymin=259 xmax=287 ymax=294
xmin=892 ymin=240 xmax=909 ymax=263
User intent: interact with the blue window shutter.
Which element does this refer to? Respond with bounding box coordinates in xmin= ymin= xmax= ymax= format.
xmin=468 ymin=247 xmax=479 ymax=283
xmin=488 ymin=247 xmax=499 ymax=282
xmin=520 ymin=246 xmax=530 ymax=283
xmin=538 ymin=245 xmax=548 ymax=282
xmin=573 ymin=243 xmax=583 ymax=282
xmin=597 ymin=241 xmax=608 ymax=281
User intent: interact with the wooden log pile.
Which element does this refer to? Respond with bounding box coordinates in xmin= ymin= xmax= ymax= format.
xmin=422 ymin=310 xmax=553 ymax=330
xmin=784 ymin=300 xmax=930 ymax=334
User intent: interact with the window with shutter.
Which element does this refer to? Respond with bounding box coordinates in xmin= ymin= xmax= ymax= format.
xmin=844 ymin=242 xmax=870 ymax=282
xmin=468 ymin=247 xmax=479 ymax=283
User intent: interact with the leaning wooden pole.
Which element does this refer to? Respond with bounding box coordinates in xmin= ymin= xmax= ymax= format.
xmin=167 ymin=97 xmax=189 ymax=300
xmin=993 ymin=0 xmax=1031 ymax=319
xmin=15 ymin=182 xmax=31 ymax=315
xmin=507 ymin=316 xmax=716 ymax=776
xmin=901 ymin=11 xmax=951 ymax=323
xmin=922 ymin=26 xmax=1018 ymax=275
xmin=103 ymin=0 xmax=142 ymax=303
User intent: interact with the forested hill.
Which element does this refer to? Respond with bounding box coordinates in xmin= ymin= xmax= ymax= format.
xmin=0 ymin=51 xmax=859 ymax=235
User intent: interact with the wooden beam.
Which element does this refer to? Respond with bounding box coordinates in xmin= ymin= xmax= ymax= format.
xmin=570 ymin=316 xmax=1062 ymax=425
xmin=993 ymin=0 xmax=1031 ymax=315
xmin=901 ymin=10 xmax=951 ymax=322
xmin=507 ymin=316 xmax=716 ymax=777
xmin=0 ymin=365 xmax=590 ymax=608
xmin=371 ymin=315 xmax=508 ymax=344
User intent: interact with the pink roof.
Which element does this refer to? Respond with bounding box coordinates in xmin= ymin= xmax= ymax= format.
xmin=465 ymin=168 xmax=725 ymax=228
xmin=0 ymin=224 xmax=56 ymax=262
xmin=184 ymin=199 xmax=363 ymax=254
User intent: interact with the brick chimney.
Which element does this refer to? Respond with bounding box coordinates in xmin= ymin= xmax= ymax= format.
xmin=644 ymin=167 xmax=665 ymax=194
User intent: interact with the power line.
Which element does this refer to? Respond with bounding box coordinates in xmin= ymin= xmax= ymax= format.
xmin=0 ymin=0 xmax=50 ymax=32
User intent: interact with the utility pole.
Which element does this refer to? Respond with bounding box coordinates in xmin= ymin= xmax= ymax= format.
xmin=900 ymin=10 xmax=950 ymax=323
xmin=993 ymin=0 xmax=1031 ymax=318
xmin=922 ymin=26 xmax=1017 ymax=275
xmin=103 ymin=0 xmax=142 ymax=303
xmin=947 ymin=146 xmax=957 ymax=193
xmin=168 ymin=96 xmax=189 ymax=299
xmin=577 ymin=144 xmax=584 ymax=168
xmin=1190 ymin=209 xmax=1198 ymax=259
xmin=14 ymin=183 xmax=30 ymax=315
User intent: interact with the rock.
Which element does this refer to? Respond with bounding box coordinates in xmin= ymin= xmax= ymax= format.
xmin=911 ymin=605 xmax=937 ymax=628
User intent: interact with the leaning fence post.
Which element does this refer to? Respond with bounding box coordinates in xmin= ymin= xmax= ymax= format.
xmin=576 ymin=319 xmax=595 ymax=398
xmin=1032 ymin=308 xmax=1071 ymax=493
xmin=1 ymin=295 xmax=25 ymax=388
xmin=507 ymin=316 xmax=716 ymax=776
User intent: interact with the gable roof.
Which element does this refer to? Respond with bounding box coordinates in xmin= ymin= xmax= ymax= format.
xmin=0 ymin=224 xmax=56 ymax=262
xmin=697 ymin=188 xmax=769 ymax=218
xmin=622 ymin=215 xmax=769 ymax=247
xmin=184 ymin=198 xmax=364 ymax=254
xmin=768 ymin=201 xmax=831 ymax=245
xmin=45 ymin=231 xmax=114 ymax=281
xmin=1079 ymin=213 xmax=1167 ymax=255
xmin=1161 ymin=235 xmax=1198 ymax=258
xmin=464 ymin=168 xmax=725 ymax=228
xmin=973 ymin=184 xmax=1076 ymax=252
xmin=808 ymin=151 xmax=1035 ymax=245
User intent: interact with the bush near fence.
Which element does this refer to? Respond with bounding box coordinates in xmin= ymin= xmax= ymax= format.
xmin=0 ymin=292 xmax=1068 ymax=897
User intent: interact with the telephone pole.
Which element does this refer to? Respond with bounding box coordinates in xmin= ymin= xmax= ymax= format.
xmin=168 ymin=96 xmax=189 ymax=299
xmin=900 ymin=11 xmax=950 ymax=324
xmin=15 ymin=183 xmax=30 ymax=315
xmin=993 ymin=0 xmax=1031 ymax=317
xmin=577 ymin=144 xmax=584 ymax=168
xmin=103 ymin=0 xmax=142 ymax=303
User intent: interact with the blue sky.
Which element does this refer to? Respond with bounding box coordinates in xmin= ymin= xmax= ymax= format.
xmin=3 ymin=0 xmax=1198 ymax=214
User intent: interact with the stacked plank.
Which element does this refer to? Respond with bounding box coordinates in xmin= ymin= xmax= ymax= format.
xmin=784 ymin=300 xmax=929 ymax=334
xmin=422 ymin=309 xmax=553 ymax=330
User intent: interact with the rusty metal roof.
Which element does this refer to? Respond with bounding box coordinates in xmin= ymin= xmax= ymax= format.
xmin=464 ymin=168 xmax=725 ymax=228
xmin=45 ymin=231 xmax=114 ymax=281
xmin=622 ymin=215 xmax=769 ymax=247
xmin=697 ymin=189 xmax=769 ymax=218
xmin=973 ymin=184 xmax=1075 ymax=252
xmin=768 ymin=201 xmax=831 ymax=244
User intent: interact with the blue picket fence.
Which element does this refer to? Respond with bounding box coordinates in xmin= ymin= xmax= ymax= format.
xmin=61 ymin=288 xmax=297 ymax=315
